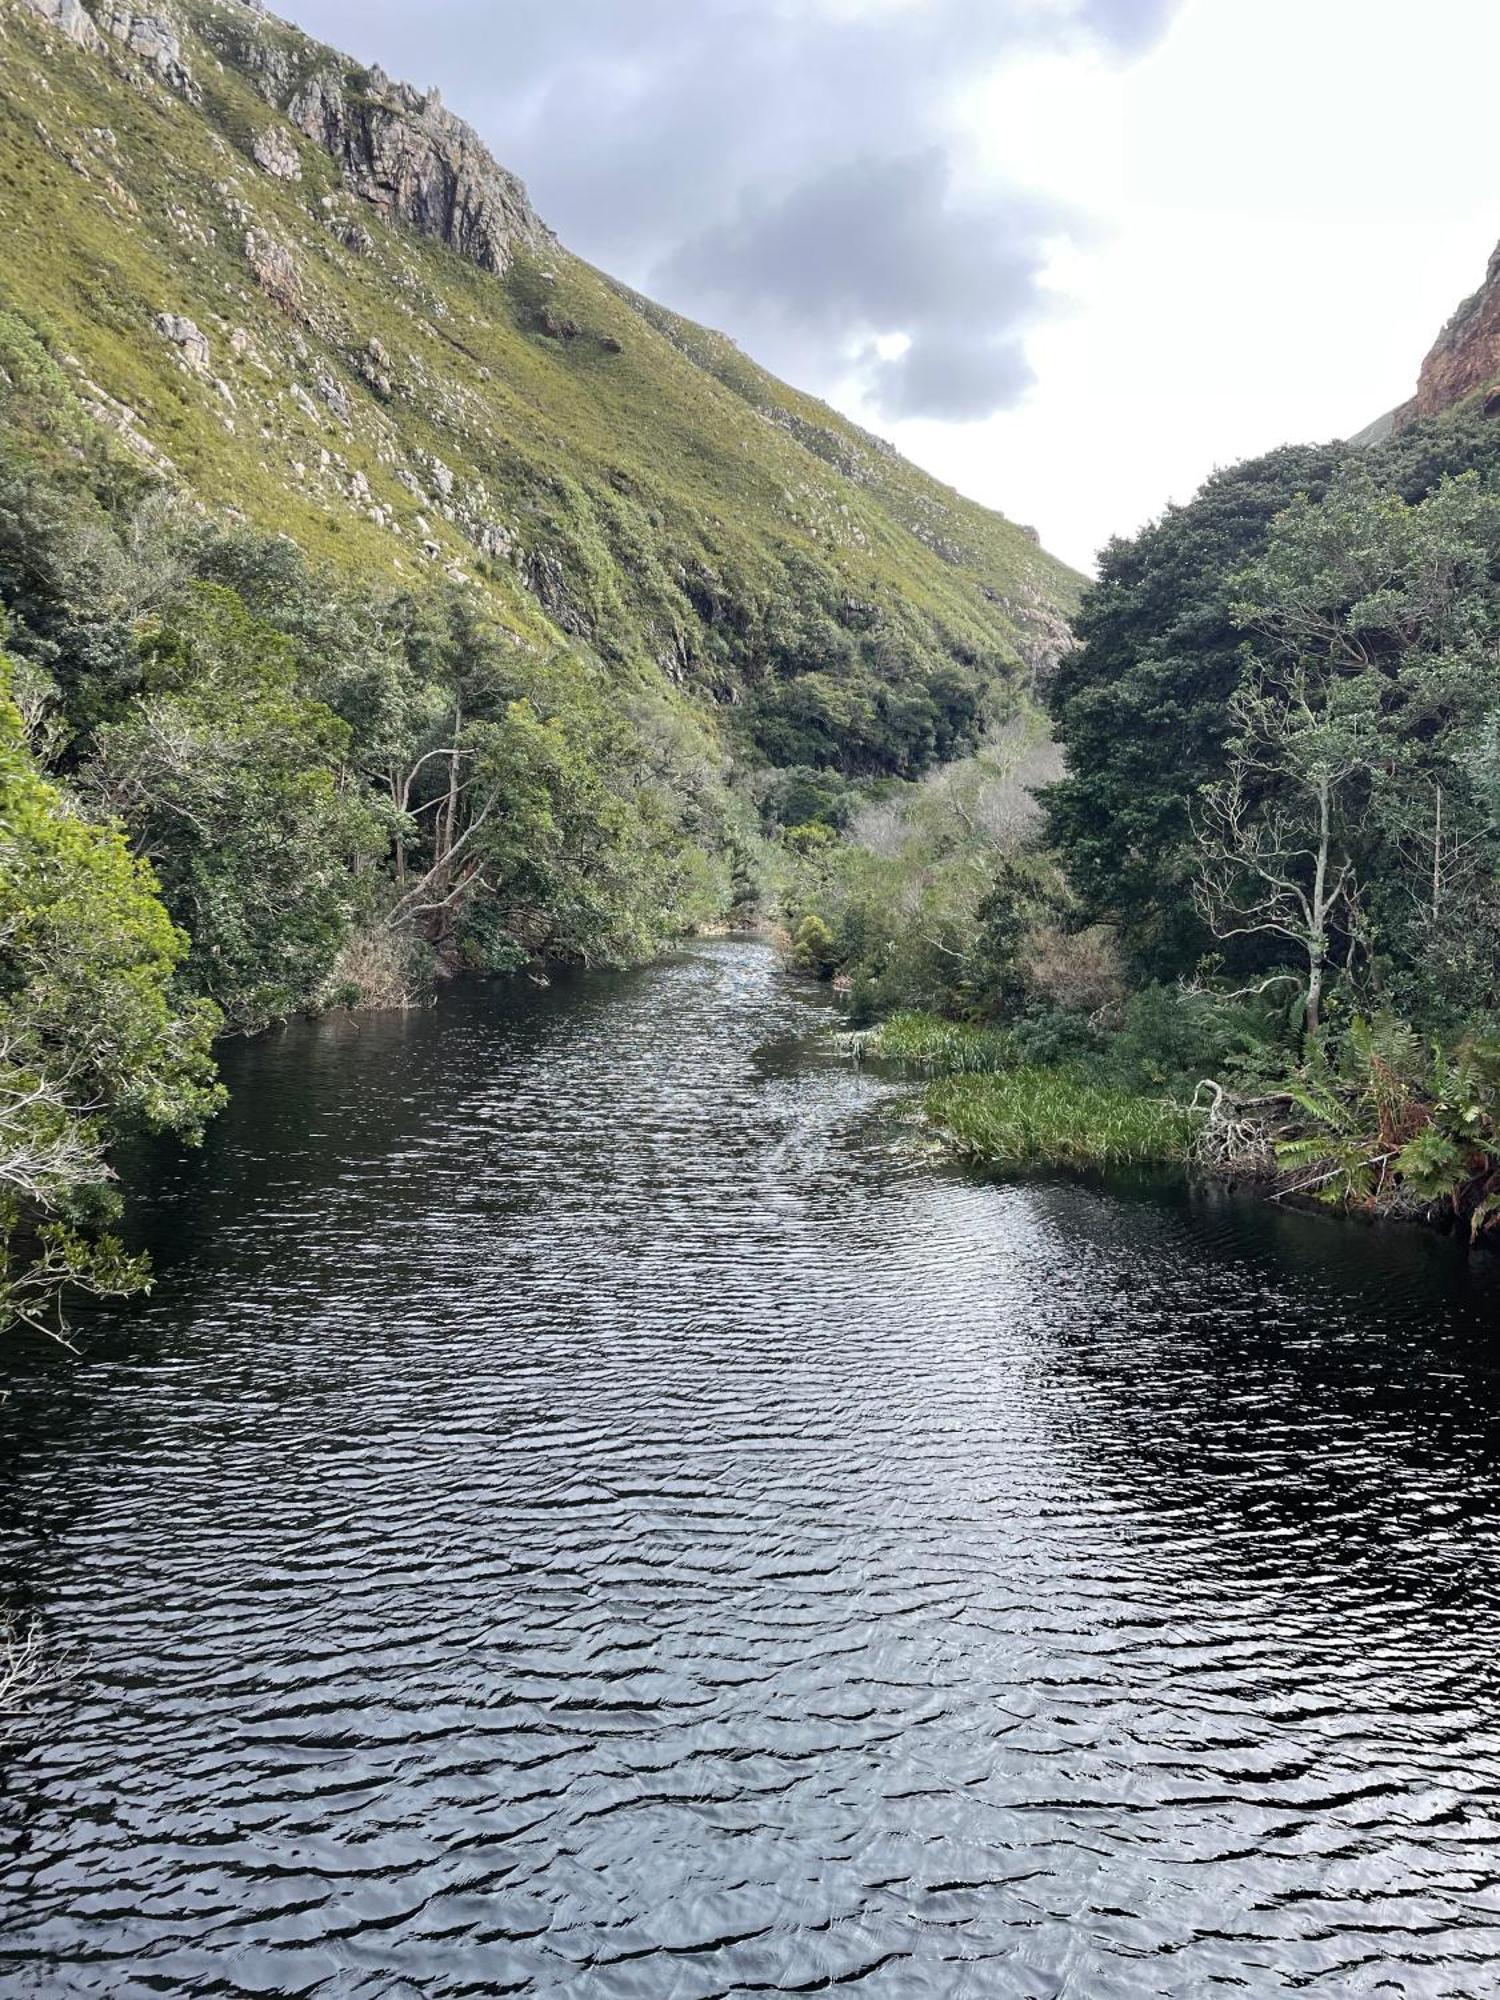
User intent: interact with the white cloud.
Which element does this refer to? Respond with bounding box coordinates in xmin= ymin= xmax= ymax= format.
xmin=285 ymin=0 xmax=1500 ymax=573
xmin=863 ymin=0 xmax=1500 ymax=567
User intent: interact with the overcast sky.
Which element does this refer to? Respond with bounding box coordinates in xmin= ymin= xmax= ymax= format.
xmin=287 ymin=0 xmax=1500 ymax=573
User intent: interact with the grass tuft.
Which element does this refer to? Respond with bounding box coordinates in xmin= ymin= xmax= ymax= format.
xmin=925 ymin=1069 xmax=1197 ymax=1169
xmin=864 ymin=1009 xmax=1018 ymax=1074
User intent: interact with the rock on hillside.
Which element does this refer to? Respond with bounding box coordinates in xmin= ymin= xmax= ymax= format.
xmin=1368 ymin=236 xmax=1500 ymax=438
xmin=1413 ymin=240 xmax=1500 ymax=421
xmin=0 ymin=0 xmax=1081 ymax=772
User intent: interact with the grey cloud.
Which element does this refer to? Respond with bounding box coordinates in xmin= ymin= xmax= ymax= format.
xmin=287 ymin=0 xmax=1185 ymax=421
xmin=663 ymin=151 xmax=1068 ymax=420
xmin=872 ymin=333 xmax=1035 ymax=422
xmin=1074 ymin=0 xmax=1184 ymax=53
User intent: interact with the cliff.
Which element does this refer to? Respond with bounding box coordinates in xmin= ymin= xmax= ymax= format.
xmin=1372 ymin=237 xmax=1500 ymax=437
xmin=0 ymin=0 xmax=1081 ymax=772
xmin=1412 ymin=241 xmax=1500 ymax=422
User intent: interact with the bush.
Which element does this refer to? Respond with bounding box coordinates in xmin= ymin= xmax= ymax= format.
xmin=759 ymin=766 xmax=860 ymax=833
xmin=791 ymin=913 xmax=838 ymax=977
xmin=1109 ymin=982 xmax=1282 ymax=1096
xmin=1019 ymin=922 xmax=1125 ymax=1018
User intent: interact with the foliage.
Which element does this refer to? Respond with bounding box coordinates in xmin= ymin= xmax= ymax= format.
xmin=0 ymin=460 xmax=760 ymax=1020
xmin=1011 ymin=418 xmax=1500 ymax=1235
xmin=758 ymin=765 xmax=867 ymax=834
xmin=790 ymin=913 xmax=838 ymax=977
xmin=925 ymin=1069 xmax=1197 ymax=1170
xmin=1273 ymin=1016 xmax=1500 ymax=1235
xmin=87 ymin=585 xmax=384 ymax=1030
xmin=780 ymin=721 xmax=1073 ymax=1021
xmin=1044 ymin=443 xmax=1347 ymax=974
xmin=1109 ymin=983 xmax=1283 ymax=1098
xmin=1194 ymin=472 xmax=1500 ymax=1037
xmin=0 ymin=658 xmax=221 ymax=1334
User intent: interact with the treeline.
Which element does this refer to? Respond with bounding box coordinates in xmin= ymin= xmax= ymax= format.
xmin=0 ymin=285 xmax=1038 ymax=1334
xmin=0 ymin=426 xmax=763 ymax=1332
xmin=789 ymin=410 xmax=1500 ymax=1234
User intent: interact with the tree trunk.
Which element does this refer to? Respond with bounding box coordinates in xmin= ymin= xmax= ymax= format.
xmin=1305 ymin=951 xmax=1323 ymax=1039
xmin=1433 ymin=781 xmax=1443 ymax=925
xmin=439 ymin=705 xmax=462 ymax=878
xmin=1305 ymin=774 xmax=1331 ymax=1040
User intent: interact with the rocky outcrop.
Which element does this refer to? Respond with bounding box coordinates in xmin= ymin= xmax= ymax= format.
xmin=16 ymin=0 xmax=102 ymax=51
xmin=314 ymin=368 xmax=350 ymax=423
xmin=97 ymin=5 xmax=196 ymax=96
xmin=1411 ymin=240 xmax=1500 ymax=421
xmin=154 ymin=311 xmax=210 ymax=372
xmin=17 ymin=0 xmax=198 ymax=94
xmin=251 ymin=123 xmax=300 ymax=181
xmin=284 ymin=69 xmax=546 ymax=275
xmin=244 ymin=226 xmax=301 ymax=313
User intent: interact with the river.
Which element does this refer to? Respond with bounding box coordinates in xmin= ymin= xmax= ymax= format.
xmin=1 ymin=939 xmax=1499 ymax=1996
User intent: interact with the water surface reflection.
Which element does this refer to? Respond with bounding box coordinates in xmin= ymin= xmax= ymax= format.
xmin=1 ymin=941 xmax=1498 ymax=1996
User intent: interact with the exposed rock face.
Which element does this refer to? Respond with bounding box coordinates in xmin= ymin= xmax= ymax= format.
xmin=154 ymin=311 xmax=210 ymax=372
xmin=16 ymin=0 xmax=102 ymax=51
xmin=244 ymin=226 xmax=301 ymax=313
xmin=1412 ymin=240 xmax=1500 ymax=421
xmin=251 ymin=123 xmax=301 ymax=181
xmin=285 ymin=70 xmax=545 ymax=275
xmin=314 ymin=368 xmax=350 ymax=423
xmin=96 ymin=6 xmax=196 ymax=96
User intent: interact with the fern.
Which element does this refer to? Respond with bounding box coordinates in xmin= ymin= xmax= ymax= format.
xmin=1393 ymin=1125 xmax=1465 ymax=1199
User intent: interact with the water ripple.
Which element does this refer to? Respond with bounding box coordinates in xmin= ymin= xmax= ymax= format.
xmin=1 ymin=940 xmax=1499 ymax=1996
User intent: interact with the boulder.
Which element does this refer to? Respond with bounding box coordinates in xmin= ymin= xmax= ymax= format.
xmin=315 ymin=370 xmax=351 ymax=423
xmin=251 ymin=125 xmax=301 ymax=181
xmin=16 ymin=0 xmax=102 ymax=52
xmin=154 ymin=311 xmax=211 ymax=373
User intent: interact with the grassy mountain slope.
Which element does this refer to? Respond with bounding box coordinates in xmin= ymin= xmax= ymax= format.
xmin=0 ymin=0 xmax=1079 ymax=775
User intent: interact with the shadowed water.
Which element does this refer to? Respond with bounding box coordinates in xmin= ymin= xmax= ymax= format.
xmin=2 ymin=939 xmax=1500 ymax=1996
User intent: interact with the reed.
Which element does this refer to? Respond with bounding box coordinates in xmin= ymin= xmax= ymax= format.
xmin=863 ymin=1010 xmax=1018 ymax=1075
xmin=925 ymin=1069 xmax=1197 ymax=1169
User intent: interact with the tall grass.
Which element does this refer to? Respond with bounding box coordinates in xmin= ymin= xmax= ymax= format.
xmin=857 ymin=1009 xmax=1197 ymax=1169
xmin=926 ymin=1070 xmax=1197 ymax=1169
xmin=861 ymin=1010 xmax=1018 ymax=1074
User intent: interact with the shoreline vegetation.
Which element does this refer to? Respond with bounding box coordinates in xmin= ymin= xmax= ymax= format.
xmin=781 ymin=416 xmax=1500 ymax=1250
xmin=846 ymin=1010 xmax=1500 ymax=1239
xmin=847 ymin=1015 xmax=1194 ymax=1169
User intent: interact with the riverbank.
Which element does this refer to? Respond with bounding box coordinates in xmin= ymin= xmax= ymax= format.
xmin=853 ymin=1009 xmax=1500 ymax=1244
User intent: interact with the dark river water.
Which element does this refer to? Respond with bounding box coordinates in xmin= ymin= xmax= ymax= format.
xmin=3 ymin=940 xmax=1500 ymax=1997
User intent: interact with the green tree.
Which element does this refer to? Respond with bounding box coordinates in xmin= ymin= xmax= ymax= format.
xmin=84 ymin=585 xmax=383 ymax=1030
xmin=1203 ymin=471 xmax=1500 ymax=1034
xmin=0 ymin=658 xmax=221 ymax=1333
xmin=1194 ymin=658 xmax=1374 ymax=1036
xmin=1043 ymin=443 xmax=1348 ymax=975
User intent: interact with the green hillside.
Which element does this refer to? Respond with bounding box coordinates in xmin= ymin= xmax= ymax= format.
xmin=0 ymin=0 xmax=1079 ymax=773
xmin=0 ymin=0 xmax=1086 ymax=1326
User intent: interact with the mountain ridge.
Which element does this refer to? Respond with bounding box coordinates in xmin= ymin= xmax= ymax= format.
xmin=0 ymin=0 xmax=1079 ymax=774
